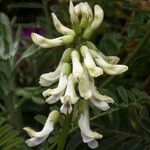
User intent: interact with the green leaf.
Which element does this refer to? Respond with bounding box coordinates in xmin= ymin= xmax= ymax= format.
xmin=0 ymin=117 xmax=27 ymax=150
xmin=15 ymin=44 xmax=41 ymax=67
xmin=116 ymin=86 xmax=128 ymax=103
xmin=138 ymin=118 xmax=150 ymax=134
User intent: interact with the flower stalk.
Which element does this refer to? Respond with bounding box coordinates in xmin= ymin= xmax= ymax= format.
xmin=24 ymin=1 xmax=128 ymax=149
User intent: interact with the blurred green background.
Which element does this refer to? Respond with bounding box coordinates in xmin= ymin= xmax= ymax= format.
xmin=0 ymin=0 xmax=150 ymax=150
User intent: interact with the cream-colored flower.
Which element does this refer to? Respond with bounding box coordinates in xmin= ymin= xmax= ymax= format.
xmin=85 ymin=41 xmax=120 ymax=64
xmin=69 ymin=0 xmax=80 ymax=33
xmin=51 ymin=13 xmax=75 ymax=36
xmin=42 ymin=63 xmax=71 ymax=97
xmin=39 ymin=48 xmax=72 ymax=87
xmin=78 ymin=101 xmax=102 ymax=149
xmin=80 ymin=45 xmax=103 ymax=77
xmin=83 ymin=5 xmax=104 ymax=39
xmin=71 ymin=50 xmax=84 ymax=80
xmin=89 ymin=49 xmax=128 ymax=75
xmin=24 ymin=110 xmax=60 ymax=147
xmin=31 ymin=33 xmax=74 ymax=48
xmin=78 ymin=65 xmax=92 ymax=99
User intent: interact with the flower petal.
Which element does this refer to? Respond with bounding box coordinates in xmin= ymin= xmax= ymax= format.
xmin=78 ymin=66 xmax=92 ymax=99
xmin=51 ymin=13 xmax=75 ymax=35
xmin=71 ymin=50 xmax=84 ymax=80
xmin=42 ymin=63 xmax=71 ymax=97
xmin=87 ymin=140 xmax=99 ymax=149
xmin=95 ymin=57 xmax=128 ymax=75
xmin=24 ymin=110 xmax=60 ymax=147
xmin=31 ymin=33 xmax=74 ymax=48
xmin=62 ymin=74 xmax=79 ymax=104
xmin=85 ymin=41 xmax=120 ymax=64
xmin=60 ymin=102 xmax=72 ymax=115
xmin=80 ymin=45 xmax=103 ymax=77
xmin=83 ymin=5 xmax=104 ymax=39
xmin=91 ymin=100 xmax=110 ymax=111
xmin=78 ymin=101 xmax=102 ymax=144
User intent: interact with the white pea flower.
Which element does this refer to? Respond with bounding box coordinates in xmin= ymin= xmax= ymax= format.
xmin=78 ymin=101 xmax=103 ymax=149
xmin=71 ymin=50 xmax=84 ymax=80
xmin=60 ymin=74 xmax=79 ymax=114
xmin=51 ymin=13 xmax=75 ymax=36
xmin=42 ymin=63 xmax=71 ymax=97
xmin=61 ymin=73 xmax=79 ymax=104
xmin=85 ymin=41 xmax=120 ymax=64
xmin=39 ymin=63 xmax=62 ymax=87
xmin=88 ymin=49 xmax=128 ymax=75
xmin=94 ymin=57 xmax=128 ymax=75
xmin=80 ymin=45 xmax=103 ymax=77
xmin=24 ymin=110 xmax=60 ymax=147
xmin=69 ymin=0 xmax=80 ymax=33
xmin=90 ymin=79 xmax=114 ymax=104
xmin=83 ymin=5 xmax=104 ymax=39
xmin=45 ymin=90 xmax=65 ymax=104
xmin=39 ymin=48 xmax=72 ymax=87
xmin=31 ymin=33 xmax=74 ymax=48
xmin=60 ymin=96 xmax=73 ymax=115
xmin=79 ymin=3 xmax=91 ymax=29
xmin=78 ymin=65 xmax=92 ymax=99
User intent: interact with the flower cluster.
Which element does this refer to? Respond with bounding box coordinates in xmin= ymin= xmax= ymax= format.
xmin=24 ymin=1 xmax=128 ymax=149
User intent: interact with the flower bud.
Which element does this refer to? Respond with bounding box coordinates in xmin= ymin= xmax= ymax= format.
xmin=31 ymin=33 xmax=74 ymax=48
xmin=83 ymin=5 xmax=104 ymax=39
xmin=71 ymin=50 xmax=84 ymax=80
xmin=51 ymin=13 xmax=75 ymax=36
xmin=80 ymin=45 xmax=103 ymax=77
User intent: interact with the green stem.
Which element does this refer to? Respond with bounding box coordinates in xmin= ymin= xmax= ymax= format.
xmin=42 ymin=0 xmax=52 ymax=36
xmin=57 ymin=114 xmax=71 ymax=150
xmin=101 ymin=25 xmax=150 ymax=87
